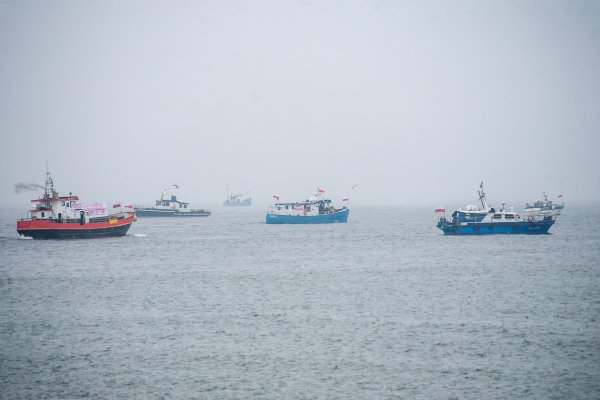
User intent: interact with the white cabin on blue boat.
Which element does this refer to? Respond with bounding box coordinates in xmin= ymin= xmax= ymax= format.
xmin=437 ymin=182 xmax=558 ymax=235
xmin=266 ymin=190 xmax=349 ymax=224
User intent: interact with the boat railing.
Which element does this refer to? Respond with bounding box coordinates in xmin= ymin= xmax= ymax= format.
xmin=133 ymin=204 xmax=159 ymax=209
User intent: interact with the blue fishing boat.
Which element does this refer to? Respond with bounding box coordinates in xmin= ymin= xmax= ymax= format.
xmin=223 ymin=192 xmax=252 ymax=207
xmin=266 ymin=189 xmax=349 ymax=224
xmin=436 ymin=183 xmax=559 ymax=235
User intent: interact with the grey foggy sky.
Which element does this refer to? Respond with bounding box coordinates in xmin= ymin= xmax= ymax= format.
xmin=1 ymin=0 xmax=599 ymax=209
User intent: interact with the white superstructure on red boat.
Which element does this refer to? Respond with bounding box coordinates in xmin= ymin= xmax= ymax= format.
xmin=16 ymin=171 xmax=135 ymax=239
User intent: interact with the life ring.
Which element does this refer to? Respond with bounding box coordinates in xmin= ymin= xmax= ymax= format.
xmin=31 ymin=216 xmax=38 ymax=220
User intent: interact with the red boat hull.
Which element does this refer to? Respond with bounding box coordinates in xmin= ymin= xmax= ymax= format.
xmin=16 ymin=214 xmax=135 ymax=239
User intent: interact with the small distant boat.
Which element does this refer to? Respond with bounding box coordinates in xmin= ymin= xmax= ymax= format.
xmin=223 ymin=191 xmax=252 ymax=207
xmin=266 ymin=189 xmax=349 ymax=224
xmin=525 ymin=193 xmax=565 ymax=214
xmin=134 ymin=188 xmax=210 ymax=217
xmin=16 ymin=171 xmax=135 ymax=239
xmin=436 ymin=182 xmax=559 ymax=235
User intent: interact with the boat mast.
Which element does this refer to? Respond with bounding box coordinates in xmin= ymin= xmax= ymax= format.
xmin=477 ymin=182 xmax=489 ymax=211
xmin=43 ymin=162 xmax=55 ymax=207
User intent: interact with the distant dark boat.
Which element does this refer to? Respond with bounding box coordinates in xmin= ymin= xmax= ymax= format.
xmin=436 ymin=182 xmax=559 ymax=235
xmin=135 ymin=189 xmax=210 ymax=217
xmin=16 ymin=171 xmax=135 ymax=239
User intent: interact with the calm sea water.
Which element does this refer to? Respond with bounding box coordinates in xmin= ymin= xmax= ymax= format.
xmin=1 ymin=206 xmax=599 ymax=399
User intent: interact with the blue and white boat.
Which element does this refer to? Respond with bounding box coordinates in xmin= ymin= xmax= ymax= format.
xmin=135 ymin=188 xmax=211 ymax=217
xmin=525 ymin=193 xmax=565 ymax=214
xmin=223 ymin=192 xmax=252 ymax=207
xmin=266 ymin=190 xmax=349 ymax=224
xmin=436 ymin=183 xmax=558 ymax=235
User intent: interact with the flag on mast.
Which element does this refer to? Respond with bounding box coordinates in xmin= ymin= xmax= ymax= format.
xmin=435 ymin=207 xmax=445 ymax=213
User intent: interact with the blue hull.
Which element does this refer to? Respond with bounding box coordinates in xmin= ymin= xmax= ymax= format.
xmin=437 ymin=220 xmax=555 ymax=235
xmin=266 ymin=208 xmax=349 ymax=224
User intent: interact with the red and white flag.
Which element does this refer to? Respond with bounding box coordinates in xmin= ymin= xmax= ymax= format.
xmin=113 ymin=203 xmax=121 ymax=209
xmin=318 ymin=188 xmax=325 ymax=193
xmin=125 ymin=204 xmax=134 ymax=209
xmin=272 ymin=195 xmax=280 ymax=201
xmin=435 ymin=207 xmax=445 ymax=213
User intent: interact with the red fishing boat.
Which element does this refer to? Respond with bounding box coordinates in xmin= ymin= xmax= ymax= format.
xmin=17 ymin=171 xmax=135 ymax=239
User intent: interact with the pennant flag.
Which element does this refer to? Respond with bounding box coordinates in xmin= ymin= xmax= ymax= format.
xmin=342 ymin=197 xmax=350 ymax=202
xmin=318 ymin=188 xmax=325 ymax=193
xmin=272 ymin=195 xmax=280 ymax=200
xmin=435 ymin=207 xmax=445 ymax=213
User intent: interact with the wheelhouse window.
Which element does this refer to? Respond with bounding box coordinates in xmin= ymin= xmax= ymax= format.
xmin=505 ymin=214 xmax=515 ymax=219
xmin=493 ymin=214 xmax=502 ymax=219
